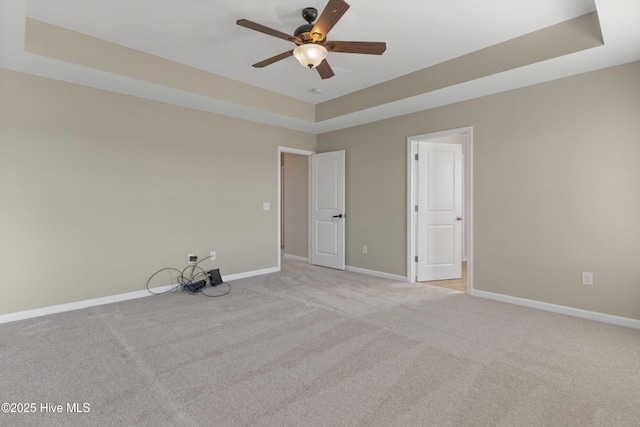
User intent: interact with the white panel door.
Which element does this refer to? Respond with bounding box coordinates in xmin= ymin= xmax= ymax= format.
xmin=311 ymin=150 xmax=345 ymax=270
xmin=417 ymin=142 xmax=462 ymax=281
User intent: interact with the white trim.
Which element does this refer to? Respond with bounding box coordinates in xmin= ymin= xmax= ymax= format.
xmin=222 ymin=267 xmax=279 ymax=282
xmin=278 ymin=147 xmax=316 ymax=156
xmin=277 ymin=146 xmax=315 ymax=273
xmin=0 ymin=288 xmax=170 ymax=325
xmin=467 ymin=127 xmax=474 ymax=295
xmin=282 ymin=254 xmax=309 ymax=262
xmin=0 ymin=267 xmax=278 ymax=325
xmin=407 ymin=127 xmax=474 ymax=294
xmin=472 ymin=290 xmax=640 ymax=330
xmin=406 ymin=139 xmax=417 ymax=284
xmin=346 ymin=265 xmax=407 ymax=282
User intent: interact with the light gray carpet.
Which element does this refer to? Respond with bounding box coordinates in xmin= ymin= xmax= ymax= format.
xmin=1 ymin=259 xmax=639 ymax=426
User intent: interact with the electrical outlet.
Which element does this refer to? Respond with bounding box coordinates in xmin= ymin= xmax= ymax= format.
xmin=210 ymin=251 xmax=216 ymax=261
xmin=362 ymin=245 xmax=368 ymax=254
xmin=581 ymin=272 xmax=593 ymax=286
xmin=187 ymin=254 xmax=197 ymax=264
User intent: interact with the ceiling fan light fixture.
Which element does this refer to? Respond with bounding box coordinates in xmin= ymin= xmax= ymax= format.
xmin=237 ymin=0 xmax=385 ymax=79
xmin=293 ymin=43 xmax=328 ymax=69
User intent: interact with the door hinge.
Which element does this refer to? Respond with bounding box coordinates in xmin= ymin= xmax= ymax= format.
xmin=415 ymin=256 xmax=418 ymax=262
xmin=415 ymin=154 xmax=419 ymax=161
xmin=415 ymin=205 xmax=418 ymax=212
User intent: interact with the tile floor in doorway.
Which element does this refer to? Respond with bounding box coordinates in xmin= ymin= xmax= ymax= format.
xmin=422 ymin=262 xmax=467 ymax=293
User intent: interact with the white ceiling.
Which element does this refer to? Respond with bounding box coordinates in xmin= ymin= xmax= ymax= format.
xmin=2 ymin=0 xmax=640 ymax=133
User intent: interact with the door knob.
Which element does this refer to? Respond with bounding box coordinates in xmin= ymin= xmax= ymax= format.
xmin=456 ymin=216 xmax=463 ymax=221
xmin=332 ymin=214 xmax=343 ymax=219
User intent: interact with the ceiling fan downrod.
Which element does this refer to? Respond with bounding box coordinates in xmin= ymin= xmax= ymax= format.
xmin=295 ymin=7 xmax=320 ymax=41
xmin=236 ymin=0 xmax=386 ymax=80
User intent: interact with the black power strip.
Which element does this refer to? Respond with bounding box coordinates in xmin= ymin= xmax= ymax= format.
xmin=184 ymin=280 xmax=207 ymax=294
xmin=183 ymin=269 xmax=222 ymax=294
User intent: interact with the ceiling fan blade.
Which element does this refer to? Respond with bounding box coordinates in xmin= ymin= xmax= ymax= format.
xmin=311 ymin=0 xmax=350 ymax=41
xmin=316 ymin=59 xmax=335 ymax=79
xmin=324 ymin=41 xmax=387 ymax=55
xmin=237 ymin=19 xmax=300 ymax=44
xmin=252 ymin=50 xmax=294 ymax=68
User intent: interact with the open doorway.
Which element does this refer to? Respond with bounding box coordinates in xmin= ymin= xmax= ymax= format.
xmin=281 ymin=152 xmax=309 ymax=261
xmin=278 ymin=147 xmax=347 ymax=272
xmin=277 ymin=147 xmax=314 ymax=271
xmin=407 ymin=127 xmax=473 ymax=294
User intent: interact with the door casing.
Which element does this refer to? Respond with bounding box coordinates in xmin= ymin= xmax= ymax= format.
xmin=277 ymin=147 xmax=346 ymax=271
xmin=277 ymin=147 xmax=315 ymax=272
xmin=407 ymin=127 xmax=474 ymax=293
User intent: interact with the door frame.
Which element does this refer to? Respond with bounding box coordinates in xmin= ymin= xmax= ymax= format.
xmin=406 ymin=127 xmax=474 ymax=293
xmin=277 ymin=146 xmax=315 ymax=272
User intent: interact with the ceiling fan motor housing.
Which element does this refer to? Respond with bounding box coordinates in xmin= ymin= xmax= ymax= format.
xmin=295 ymin=7 xmax=324 ymax=43
xmin=236 ymin=0 xmax=385 ymax=80
xmin=302 ymin=7 xmax=318 ymax=23
xmin=294 ymin=23 xmax=315 ymax=38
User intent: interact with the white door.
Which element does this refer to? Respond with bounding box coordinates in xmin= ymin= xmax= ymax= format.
xmin=310 ymin=151 xmax=345 ymax=270
xmin=417 ymin=142 xmax=462 ymax=281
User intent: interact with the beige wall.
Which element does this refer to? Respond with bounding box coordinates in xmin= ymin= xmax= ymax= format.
xmin=0 ymin=69 xmax=315 ymax=315
xmin=282 ymin=153 xmax=309 ymax=259
xmin=2 ymin=60 xmax=639 ymax=322
xmin=317 ymin=61 xmax=640 ymax=321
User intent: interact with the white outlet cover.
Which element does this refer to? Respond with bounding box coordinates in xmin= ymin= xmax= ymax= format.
xmin=582 ymin=272 xmax=593 ymax=285
xmin=263 ymin=202 xmax=271 ymax=211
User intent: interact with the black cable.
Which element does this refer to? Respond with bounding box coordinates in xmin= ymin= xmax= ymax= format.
xmin=192 ymin=255 xmax=216 ymax=274
xmin=180 ymin=264 xmax=207 ymax=284
xmin=185 ymin=257 xmax=232 ymax=296
xmin=145 ymin=268 xmax=185 ymax=295
xmin=145 ymin=255 xmax=231 ymax=297
xmin=200 ymin=282 xmax=232 ymax=297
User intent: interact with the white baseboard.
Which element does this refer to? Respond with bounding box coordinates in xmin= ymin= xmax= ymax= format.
xmin=0 ymin=287 xmax=170 ymax=325
xmin=222 ymin=267 xmax=279 ymax=282
xmin=0 ymin=267 xmax=279 ymax=325
xmin=472 ymin=289 xmax=640 ymax=330
xmin=282 ymin=254 xmax=309 ymax=262
xmin=346 ymin=265 xmax=407 ymax=282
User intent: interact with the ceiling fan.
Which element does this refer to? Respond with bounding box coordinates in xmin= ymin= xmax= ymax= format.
xmin=236 ymin=0 xmax=387 ymax=79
